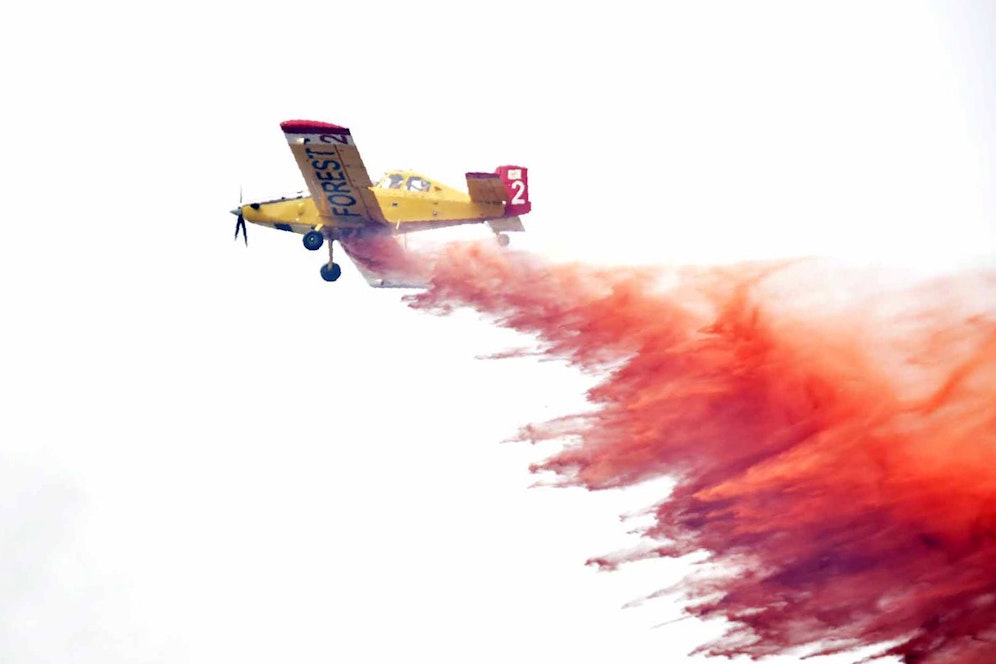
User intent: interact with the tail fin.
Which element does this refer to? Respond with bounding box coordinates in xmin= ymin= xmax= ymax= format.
xmin=495 ymin=166 xmax=530 ymax=215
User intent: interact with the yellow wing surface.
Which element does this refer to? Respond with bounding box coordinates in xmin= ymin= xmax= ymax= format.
xmin=280 ymin=120 xmax=387 ymax=226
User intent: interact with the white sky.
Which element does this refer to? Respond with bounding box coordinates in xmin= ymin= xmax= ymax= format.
xmin=1 ymin=1 xmax=993 ymax=662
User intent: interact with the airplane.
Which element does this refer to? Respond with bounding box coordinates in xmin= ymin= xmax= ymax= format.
xmin=230 ymin=120 xmax=530 ymax=286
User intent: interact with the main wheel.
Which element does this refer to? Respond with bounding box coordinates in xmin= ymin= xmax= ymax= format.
xmin=303 ymin=231 xmax=324 ymax=251
xmin=320 ymin=262 xmax=342 ymax=282
xmin=496 ymin=233 xmax=510 ymax=247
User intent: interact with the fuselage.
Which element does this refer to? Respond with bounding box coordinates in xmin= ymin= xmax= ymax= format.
xmin=240 ymin=170 xmax=506 ymax=236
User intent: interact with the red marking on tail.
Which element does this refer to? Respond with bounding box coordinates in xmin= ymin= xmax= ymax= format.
xmin=495 ymin=165 xmax=530 ymax=216
xmin=362 ymin=238 xmax=996 ymax=663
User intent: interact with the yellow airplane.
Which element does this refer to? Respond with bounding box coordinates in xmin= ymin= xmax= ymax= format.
xmin=231 ymin=120 xmax=530 ymax=286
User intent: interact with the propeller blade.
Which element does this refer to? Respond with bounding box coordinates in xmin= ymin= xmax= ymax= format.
xmin=235 ymin=214 xmax=247 ymax=245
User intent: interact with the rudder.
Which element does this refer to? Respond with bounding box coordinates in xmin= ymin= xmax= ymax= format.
xmin=495 ymin=165 xmax=530 ymax=216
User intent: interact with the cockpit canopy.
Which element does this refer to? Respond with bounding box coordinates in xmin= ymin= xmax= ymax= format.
xmin=376 ymin=172 xmax=433 ymax=192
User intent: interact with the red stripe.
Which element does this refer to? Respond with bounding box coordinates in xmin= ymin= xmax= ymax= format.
xmin=280 ymin=119 xmax=350 ymax=134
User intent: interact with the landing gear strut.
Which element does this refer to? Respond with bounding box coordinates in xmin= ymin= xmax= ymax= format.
xmin=320 ymin=237 xmax=342 ymax=282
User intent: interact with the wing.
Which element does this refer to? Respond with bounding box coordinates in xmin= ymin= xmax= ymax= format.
xmin=280 ymin=120 xmax=388 ymax=225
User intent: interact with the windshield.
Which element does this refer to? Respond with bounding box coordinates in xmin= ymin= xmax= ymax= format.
xmin=378 ymin=173 xmax=404 ymax=189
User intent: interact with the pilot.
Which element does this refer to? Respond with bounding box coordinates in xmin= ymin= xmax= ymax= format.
xmin=407 ymin=177 xmax=430 ymax=192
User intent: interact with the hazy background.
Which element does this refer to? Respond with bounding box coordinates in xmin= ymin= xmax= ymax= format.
xmin=1 ymin=1 xmax=992 ymax=662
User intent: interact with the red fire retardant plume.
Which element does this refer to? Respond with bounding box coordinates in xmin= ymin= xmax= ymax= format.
xmin=392 ymin=240 xmax=995 ymax=663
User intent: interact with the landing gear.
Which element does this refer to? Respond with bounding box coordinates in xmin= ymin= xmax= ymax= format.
xmin=303 ymin=230 xmax=324 ymax=251
xmin=320 ymin=235 xmax=341 ymax=282
xmin=320 ymin=262 xmax=342 ymax=282
xmin=496 ymin=233 xmax=510 ymax=247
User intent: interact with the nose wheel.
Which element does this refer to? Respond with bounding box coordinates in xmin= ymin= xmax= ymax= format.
xmin=495 ymin=233 xmax=510 ymax=247
xmin=320 ymin=237 xmax=342 ymax=282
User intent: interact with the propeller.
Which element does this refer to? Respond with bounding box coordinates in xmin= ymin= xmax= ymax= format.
xmin=234 ymin=213 xmax=247 ymax=245
xmin=231 ymin=186 xmax=247 ymax=245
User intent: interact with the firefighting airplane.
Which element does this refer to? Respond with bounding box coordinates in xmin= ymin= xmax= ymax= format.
xmin=230 ymin=120 xmax=530 ymax=286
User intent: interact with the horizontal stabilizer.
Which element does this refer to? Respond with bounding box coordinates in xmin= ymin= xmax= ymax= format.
xmin=487 ymin=216 xmax=525 ymax=233
xmin=466 ymin=172 xmax=508 ymax=203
